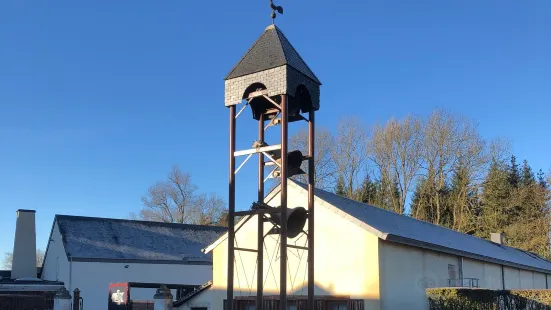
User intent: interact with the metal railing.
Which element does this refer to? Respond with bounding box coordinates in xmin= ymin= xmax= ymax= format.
xmin=448 ymin=278 xmax=480 ymax=288
xmin=0 ymin=292 xmax=55 ymax=310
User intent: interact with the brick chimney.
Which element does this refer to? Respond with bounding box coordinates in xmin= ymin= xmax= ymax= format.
xmin=490 ymin=232 xmax=505 ymax=245
xmin=11 ymin=209 xmax=37 ymax=279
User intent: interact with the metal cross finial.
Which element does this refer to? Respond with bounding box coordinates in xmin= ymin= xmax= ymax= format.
xmin=270 ymin=0 xmax=283 ymax=24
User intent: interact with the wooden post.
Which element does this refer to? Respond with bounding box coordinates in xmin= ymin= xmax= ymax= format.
xmin=280 ymin=94 xmax=288 ymax=310
xmin=73 ymin=288 xmax=80 ymax=310
xmin=257 ymin=114 xmax=265 ymax=310
xmin=307 ymin=110 xmax=315 ymax=310
xmin=227 ymin=105 xmax=236 ymax=310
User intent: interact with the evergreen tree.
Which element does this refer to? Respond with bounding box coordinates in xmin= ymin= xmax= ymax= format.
xmin=505 ymin=175 xmax=551 ymax=259
xmin=508 ymin=155 xmax=521 ymax=187
xmin=377 ymin=176 xmax=401 ymax=212
xmin=335 ymin=175 xmax=347 ymax=197
xmin=411 ymin=178 xmax=433 ymax=222
xmin=537 ymin=169 xmax=547 ymax=188
xmin=521 ymin=159 xmax=535 ymax=186
xmin=479 ymin=160 xmax=512 ymax=238
xmin=480 ymin=158 xmax=551 ymax=259
xmin=410 ymin=177 xmax=452 ymax=225
xmin=356 ymin=174 xmax=378 ymax=205
xmin=449 ymin=164 xmax=480 ymax=234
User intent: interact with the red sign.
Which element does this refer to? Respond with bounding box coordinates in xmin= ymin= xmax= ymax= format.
xmin=108 ymin=282 xmax=130 ymax=310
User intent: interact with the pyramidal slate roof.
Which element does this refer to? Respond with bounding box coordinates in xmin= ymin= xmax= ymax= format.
xmin=225 ymin=24 xmax=321 ymax=84
xmin=52 ymin=215 xmax=226 ymax=263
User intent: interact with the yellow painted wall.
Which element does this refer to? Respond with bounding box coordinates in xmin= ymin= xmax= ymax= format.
xmin=210 ymin=184 xmax=381 ymax=310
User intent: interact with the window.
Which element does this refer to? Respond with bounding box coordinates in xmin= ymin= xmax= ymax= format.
xmin=448 ymin=264 xmax=457 ymax=280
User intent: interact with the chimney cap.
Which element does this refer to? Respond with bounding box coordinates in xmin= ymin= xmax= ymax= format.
xmin=17 ymin=209 xmax=36 ymax=213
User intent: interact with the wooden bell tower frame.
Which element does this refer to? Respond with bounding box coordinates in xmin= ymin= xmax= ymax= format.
xmin=224 ymin=24 xmax=321 ymax=310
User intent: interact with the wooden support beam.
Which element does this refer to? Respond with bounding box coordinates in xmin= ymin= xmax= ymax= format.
xmin=234 ymin=144 xmax=281 ymax=157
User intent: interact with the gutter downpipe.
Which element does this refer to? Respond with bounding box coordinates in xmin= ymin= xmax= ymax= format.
xmin=458 ymin=257 xmax=464 ymax=281
xmin=69 ymin=256 xmax=73 ymax=293
xmin=501 ymin=265 xmax=505 ymax=290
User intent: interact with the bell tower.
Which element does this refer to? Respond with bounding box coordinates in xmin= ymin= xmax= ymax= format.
xmin=225 ymin=23 xmax=321 ymax=310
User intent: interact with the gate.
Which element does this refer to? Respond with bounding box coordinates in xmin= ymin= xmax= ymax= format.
xmin=0 ymin=291 xmax=55 ymax=310
xmin=131 ymin=300 xmax=155 ymax=310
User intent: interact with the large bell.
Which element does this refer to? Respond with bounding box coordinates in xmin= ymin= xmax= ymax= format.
xmin=265 ymin=149 xmax=306 ymax=178
xmin=252 ymin=202 xmax=308 ymax=238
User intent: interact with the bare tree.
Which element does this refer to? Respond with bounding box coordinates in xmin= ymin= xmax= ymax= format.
xmin=332 ymin=117 xmax=368 ymax=199
xmin=290 ymin=126 xmax=336 ymax=189
xmin=136 ymin=165 xmax=227 ymax=225
xmin=368 ymin=115 xmax=423 ymax=214
xmin=2 ymin=249 xmax=45 ymax=270
xmin=420 ymin=109 xmax=486 ymax=225
xmin=488 ymin=137 xmax=512 ymax=165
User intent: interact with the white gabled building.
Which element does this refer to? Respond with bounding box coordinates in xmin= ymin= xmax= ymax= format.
xmin=40 ymin=215 xmax=226 ymax=310
xmin=176 ymin=180 xmax=551 ymax=310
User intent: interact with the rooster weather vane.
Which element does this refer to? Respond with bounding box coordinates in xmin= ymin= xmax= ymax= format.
xmin=270 ymin=0 xmax=283 ymax=24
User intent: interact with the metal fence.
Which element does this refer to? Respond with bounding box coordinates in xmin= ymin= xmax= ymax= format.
xmin=447 ymin=277 xmax=480 ymax=288
xmin=225 ymin=297 xmax=365 ymax=310
xmin=0 ymin=291 xmax=55 ymax=310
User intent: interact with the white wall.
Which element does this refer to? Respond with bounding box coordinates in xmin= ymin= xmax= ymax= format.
xmin=461 ymin=258 xmax=503 ymax=289
xmin=534 ymin=272 xmax=547 ymax=289
xmin=41 ymin=222 xmax=70 ymax=287
xmin=71 ymin=261 xmax=212 ymax=310
xmin=520 ymin=270 xmax=534 ymax=289
xmin=504 ymin=266 xmax=520 ymax=289
xmin=502 ymin=266 xmax=547 ymax=289
xmin=379 ymin=241 xmax=459 ymax=310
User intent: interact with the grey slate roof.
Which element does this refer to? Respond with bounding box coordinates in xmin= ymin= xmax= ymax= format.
xmin=54 ymin=215 xmax=226 ymax=263
xmin=290 ymin=181 xmax=551 ymax=273
xmin=225 ymin=25 xmax=321 ymax=84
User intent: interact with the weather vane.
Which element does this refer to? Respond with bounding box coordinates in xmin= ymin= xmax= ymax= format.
xmin=270 ymin=0 xmax=283 ymax=24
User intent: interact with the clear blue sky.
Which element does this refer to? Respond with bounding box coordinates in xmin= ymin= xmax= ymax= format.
xmin=1 ymin=1 xmax=550 ymax=258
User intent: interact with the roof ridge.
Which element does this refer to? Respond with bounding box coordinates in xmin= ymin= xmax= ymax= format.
xmin=224 ymin=25 xmax=279 ymax=80
xmin=55 ymin=214 xmax=227 ymax=231
xmin=274 ymin=27 xmax=321 ymax=84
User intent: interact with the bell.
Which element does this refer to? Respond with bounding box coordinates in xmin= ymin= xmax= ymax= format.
xmin=252 ymin=202 xmax=308 ymax=238
xmin=265 ymin=149 xmax=306 ymax=178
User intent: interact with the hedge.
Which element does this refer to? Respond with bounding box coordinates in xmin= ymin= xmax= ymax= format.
xmin=426 ymin=288 xmax=551 ymax=310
